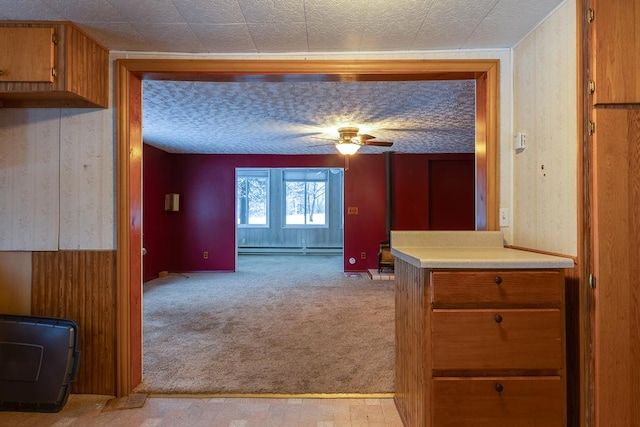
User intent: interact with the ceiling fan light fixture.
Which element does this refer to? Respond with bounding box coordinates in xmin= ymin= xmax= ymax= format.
xmin=335 ymin=142 xmax=361 ymax=155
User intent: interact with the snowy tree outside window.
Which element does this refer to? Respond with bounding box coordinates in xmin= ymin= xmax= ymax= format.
xmin=283 ymin=169 xmax=328 ymax=226
xmin=236 ymin=169 xmax=269 ymax=226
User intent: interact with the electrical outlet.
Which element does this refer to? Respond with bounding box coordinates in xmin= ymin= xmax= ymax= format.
xmin=203 ymin=251 xmax=209 ymax=259
xmin=361 ymin=251 xmax=366 ymax=259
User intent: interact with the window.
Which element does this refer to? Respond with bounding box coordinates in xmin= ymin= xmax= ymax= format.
xmin=236 ymin=169 xmax=269 ymax=226
xmin=283 ymin=169 xmax=328 ymax=227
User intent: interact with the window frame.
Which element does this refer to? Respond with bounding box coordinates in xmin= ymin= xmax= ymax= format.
xmin=236 ymin=168 xmax=270 ymax=228
xmin=282 ymin=168 xmax=329 ymax=229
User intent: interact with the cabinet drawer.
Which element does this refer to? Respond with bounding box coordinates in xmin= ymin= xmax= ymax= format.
xmin=433 ymin=377 xmax=564 ymax=426
xmin=431 ymin=270 xmax=563 ymax=307
xmin=432 ymin=309 xmax=563 ymax=370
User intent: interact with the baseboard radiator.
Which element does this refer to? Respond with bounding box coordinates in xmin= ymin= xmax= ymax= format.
xmin=238 ymin=246 xmax=342 ymax=255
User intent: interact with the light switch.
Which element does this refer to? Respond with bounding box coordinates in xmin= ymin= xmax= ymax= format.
xmin=514 ymin=132 xmax=526 ymax=151
xmin=499 ymin=208 xmax=509 ymax=227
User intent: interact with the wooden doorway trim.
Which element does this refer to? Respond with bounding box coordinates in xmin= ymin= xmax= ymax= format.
xmin=115 ymin=58 xmax=500 ymax=396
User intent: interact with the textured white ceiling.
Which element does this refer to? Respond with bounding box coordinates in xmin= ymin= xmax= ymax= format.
xmin=1 ymin=0 xmax=564 ymax=154
xmin=1 ymin=0 xmax=564 ymax=53
xmin=142 ymin=79 xmax=476 ymax=154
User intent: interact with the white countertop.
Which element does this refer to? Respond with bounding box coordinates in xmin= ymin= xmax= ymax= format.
xmin=390 ymin=231 xmax=574 ymax=269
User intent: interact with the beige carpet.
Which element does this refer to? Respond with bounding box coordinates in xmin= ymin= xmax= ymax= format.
xmin=135 ymin=255 xmax=395 ymax=395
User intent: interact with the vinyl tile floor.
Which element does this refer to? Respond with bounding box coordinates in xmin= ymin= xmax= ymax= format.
xmin=0 ymin=394 xmax=405 ymax=427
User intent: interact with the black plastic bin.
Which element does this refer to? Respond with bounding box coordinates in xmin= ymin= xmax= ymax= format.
xmin=0 ymin=314 xmax=80 ymax=412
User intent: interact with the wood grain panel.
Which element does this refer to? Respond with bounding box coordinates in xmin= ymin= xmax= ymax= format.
xmin=63 ymin=24 xmax=109 ymax=108
xmin=128 ymin=69 xmax=143 ymax=391
xmin=394 ymin=258 xmax=428 ymax=427
xmin=433 ymin=377 xmax=565 ymax=427
xmin=0 ymin=27 xmax=53 ymax=82
xmin=431 ymin=270 xmax=563 ymax=307
xmin=475 ymin=72 xmax=489 ymax=230
xmin=563 ymin=264 xmax=581 ymax=427
xmin=432 ymin=309 xmax=563 ymax=370
xmin=591 ymin=0 xmax=640 ymax=104
xmin=31 ymin=250 xmax=116 ymax=395
xmin=592 ymin=107 xmax=640 ymax=426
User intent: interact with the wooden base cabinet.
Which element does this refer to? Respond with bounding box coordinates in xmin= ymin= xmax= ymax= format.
xmin=394 ymin=259 xmax=567 ymax=426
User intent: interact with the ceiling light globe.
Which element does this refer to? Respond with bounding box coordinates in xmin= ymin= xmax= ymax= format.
xmin=335 ymin=143 xmax=360 ymax=155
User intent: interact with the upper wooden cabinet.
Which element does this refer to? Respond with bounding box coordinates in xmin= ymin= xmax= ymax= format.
xmin=589 ymin=0 xmax=640 ymax=104
xmin=0 ymin=22 xmax=109 ymax=108
xmin=0 ymin=27 xmax=55 ymax=83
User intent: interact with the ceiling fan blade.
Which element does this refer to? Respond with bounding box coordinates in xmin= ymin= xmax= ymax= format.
xmin=364 ymin=140 xmax=393 ymax=147
xmin=311 ymin=136 xmax=339 ymax=142
xmin=359 ymin=134 xmax=376 ymax=140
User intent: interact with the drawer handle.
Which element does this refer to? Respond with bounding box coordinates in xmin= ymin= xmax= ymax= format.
xmin=0 ymin=69 xmax=4 ymax=76
xmin=495 ymin=383 xmax=504 ymax=393
xmin=494 ymin=314 xmax=503 ymax=323
xmin=494 ymin=276 xmax=503 ymax=285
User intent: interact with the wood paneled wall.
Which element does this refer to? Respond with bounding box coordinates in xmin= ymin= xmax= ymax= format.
xmin=564 ymin=263 xmax=581 ymax=427
xmin=31 ymin=250 xmax=116 ymax=395
xmin=61 ymin=23 xmax=109 ymax=108
xmin=394 ymin=258 xmax=428 ymax=427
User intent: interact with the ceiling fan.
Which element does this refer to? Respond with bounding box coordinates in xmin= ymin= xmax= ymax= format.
xmin=318 ymin=126 xmax=394 ymax=155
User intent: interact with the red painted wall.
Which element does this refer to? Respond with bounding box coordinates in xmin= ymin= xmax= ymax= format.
xmin=342 ymin=155 xmax=388 ymax=271
xmin=142 ymin=148 xmax=475 ymax=280
xmin=142 ymin=144 xmax=176 ymax=282
xmin=428 ymin=157 xmax=476 ymax=230
xmin=393 ymin=154 xmax=432 ymax=230
xmin=390 ymin=153 xmax=475 ymax=231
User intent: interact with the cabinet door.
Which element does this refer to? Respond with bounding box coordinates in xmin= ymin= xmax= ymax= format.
xmin=0 ymin=27 xmax=54 ymax=83
xmin=433 ymin=377 xmax=565 ymax=427
xmin=590 ymin=0 xmax=640 ymax=104
xmin=591 ymin=107 xmax=640 ymax=426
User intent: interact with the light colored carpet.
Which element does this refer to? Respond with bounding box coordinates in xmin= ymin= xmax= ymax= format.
xmin=135 ymin=255 xmax=395 ymax=395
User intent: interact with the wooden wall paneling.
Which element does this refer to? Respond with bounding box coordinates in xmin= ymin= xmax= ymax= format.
xmin=564 ymin=264 xmax=581 ymax=427
xmin=394 ymin=258 xmax=428 ymax=427
xmin=63 ymin=23 xmax=109 ymax=108
xmin=591 ymin=107 xmax=640 ymax=426
xmin=0 ymin=252 xmax=32 ymax=315
xmin=31 ymin=250 xmax=116 ymax=395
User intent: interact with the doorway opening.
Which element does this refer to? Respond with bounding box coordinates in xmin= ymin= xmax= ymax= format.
xmin=116 ymin=58 xmax=499 ymax=396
